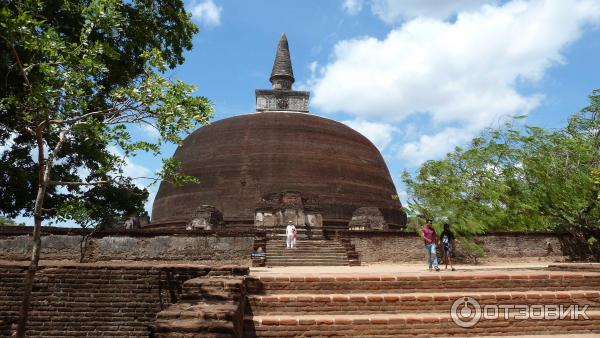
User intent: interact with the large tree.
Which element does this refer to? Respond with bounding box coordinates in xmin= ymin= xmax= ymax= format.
xmin=0 ymin=0 xmax=212 ymax=336
xmin=403 ymin=90 xmax=600 ymax=259
xmin=0 ymin=0 xmax=199 ymax=226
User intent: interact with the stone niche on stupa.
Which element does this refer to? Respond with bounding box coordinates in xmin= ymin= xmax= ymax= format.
xmin=254 ymin=191 xmax=323 ymax=230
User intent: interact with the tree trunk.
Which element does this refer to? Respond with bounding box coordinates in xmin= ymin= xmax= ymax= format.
xmin=79 ymin=227 xmax=97 ymax=263
xmin=16 ymin=128 xmax=61 ymax=337
xmin=16 ymin=187 xmax=45 ymax=337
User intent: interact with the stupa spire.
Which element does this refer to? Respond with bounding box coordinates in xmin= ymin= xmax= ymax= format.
xmin=270 ymin=33 xmax=295 ymax=90
xmin=256 ymin=34 xmax=309 ymax=112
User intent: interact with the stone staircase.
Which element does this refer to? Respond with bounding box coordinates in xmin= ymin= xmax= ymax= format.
xmin=262 ymin=222 xmax=359 ymax=266
xmin=265 ymin=239 xmax=352 ymax=266
xmin=243 ymin=269 xmax=600 ymax=336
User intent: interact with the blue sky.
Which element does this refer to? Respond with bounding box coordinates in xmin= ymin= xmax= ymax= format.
xmin=138 ymin=0 xmax=600 ymax=217
xmin=10 ymin=0 xmax=600 ymax=226
xmin=137 ymin=0 xmax=600 ymax=209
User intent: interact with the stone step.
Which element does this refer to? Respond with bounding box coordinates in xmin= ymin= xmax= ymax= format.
xmin=246 ymin=271 xmax=600 ymax=294
xmin=267 ymin=262 xmax=349 ymax=267
xmin=267 ymin=240 xmax=332 ymax=245
xmin=267 ymin=246 xmax=346 ymax=250
xmin=268 ymin=235 xmax=323 ymax=238
xmin=267 ymin=240 xmax=341 ymax=246
xmin=266 ymin=258 xmax=349 ymax=263
xmin=267 ymin=244 xmax=341 ymax=249
xmin=248 ymin=290 xmax=600 ymax=315
xmin=267 ymin=248 xmax=347 ymax=256
xmin=266 ymin=258 xmax=348 ymax=263
xmin=243 ymin=311 xmax=600 ymax=337
xmin=268 ymin=252 xmax=347 ymax=256
xmin=267 ymin=261 xmax=349 ymax=264
xmin=267 ymin=249 xmax=348 ymax=259
xmin=268 ymin=239 xmax=335 ymax=243
xmin=267 ymin=248 xmax=346 ymax=256
xmin=267 ymin=246 xmax=343 ymax=250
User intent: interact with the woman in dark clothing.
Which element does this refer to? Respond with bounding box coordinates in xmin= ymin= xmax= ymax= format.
xmin=440 ymin=223 xmax=456 ymax=271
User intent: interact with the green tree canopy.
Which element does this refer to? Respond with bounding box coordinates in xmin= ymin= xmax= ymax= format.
xmin=403 ymin=90 xmax=600 ymax=259
xmin=0 ymin=216 xmax=25 ymax=226
xmin=0 ymin=0 xmax=200 ymax=227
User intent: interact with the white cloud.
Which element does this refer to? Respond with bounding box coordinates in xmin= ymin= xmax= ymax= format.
xmin=313 ymin=0 xmax=600 ymax=164
xmin=370 ymin=0 xmax=496 ymax=23
xmin=138 ymin=123 xmax=160 ymax=140
xmin=399 ymin=127 xmax=476 ymax=165
xmin=342 ymin=119 xmax=397 ymax=151
xmin=107 ymin=146 xmax=151 ymax=188
xmin=342 ymin=0 xmax=364 ymax=15
xmin=190 ymin=0 xmax=222 ymax=27
xmin=396 ymin=190 xmax=408 ymax=204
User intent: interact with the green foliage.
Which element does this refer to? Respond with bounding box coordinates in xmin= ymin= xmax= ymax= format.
xmin=0 ymin=216 xmax=25 ymax=226
xmin=0 ymin=0 xmax=212 ymax=227
xmin=403 ymin=90 xmax=600 ymax=259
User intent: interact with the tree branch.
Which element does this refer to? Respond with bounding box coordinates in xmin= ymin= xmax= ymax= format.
xmin=49 ymin=108 xmax=117 ymax=125
xmin=0 ymin=34 xmax=30 ymax=87
xmin=47 ymin=180 xmax=111 ymax=186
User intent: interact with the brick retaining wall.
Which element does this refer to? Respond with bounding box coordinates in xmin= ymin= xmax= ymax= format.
xmin=0 ymin=226 xmax=566 ymax=264
xmin=338 ymin=231 xmax=565 ymax=263
xmin=0 ymin=226 xmax=257 ymax=264
xmin=0 ymin=262 xmax=248 ymax=337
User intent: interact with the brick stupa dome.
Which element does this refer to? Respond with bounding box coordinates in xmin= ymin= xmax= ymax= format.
xmin=151 ymin=34 xmax=407 ymax=229
xmin=151 ymin=112 xmax=407 ymax=228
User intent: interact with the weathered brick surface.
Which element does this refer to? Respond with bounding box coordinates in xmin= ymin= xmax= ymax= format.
xmin=246 ymin=271 xmax=600 ymax=294
xmin=0 ymin=228 xmax=253 ymax=264
xmin=0 ymin=262 xmax=248 ymax=337
xmin=244 ymin=271 xmax=600 ymax=337
xmin=245 ymin=314 xmax=600 ymax=337
xmin=248 ymin=291 xmax=600 ymax=315
xmin=152 ymin=276 xmax=247 ymax=338
xmin=549 ymin=263 xmax=600 ymax=272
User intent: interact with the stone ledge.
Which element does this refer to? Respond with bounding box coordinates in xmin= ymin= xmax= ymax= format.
xmin=250 ymin=290 xmax=600 ymax=303
xmin=0 ymin=260 xmax=250 ymax=274
xmin=248 ymin=311 xmax=600 ymax=325
xmin=0 ymin=225 xmax=266 ymax=237
xmin=250 ymin=271 xmax=600 ymax=282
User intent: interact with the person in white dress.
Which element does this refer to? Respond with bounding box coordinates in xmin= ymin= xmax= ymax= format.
xmin=285 ymin=221 xmax=296 ymax=249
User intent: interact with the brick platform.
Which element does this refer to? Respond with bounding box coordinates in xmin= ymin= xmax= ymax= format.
xmin=244 ymin=270 xmax=600 ymax=337
xmin=0 ymin=261 xmax=248 ymax=337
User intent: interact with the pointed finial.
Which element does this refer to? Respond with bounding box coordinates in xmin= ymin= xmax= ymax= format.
xmin=270 ymin=33 xmax=295 ymax=90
